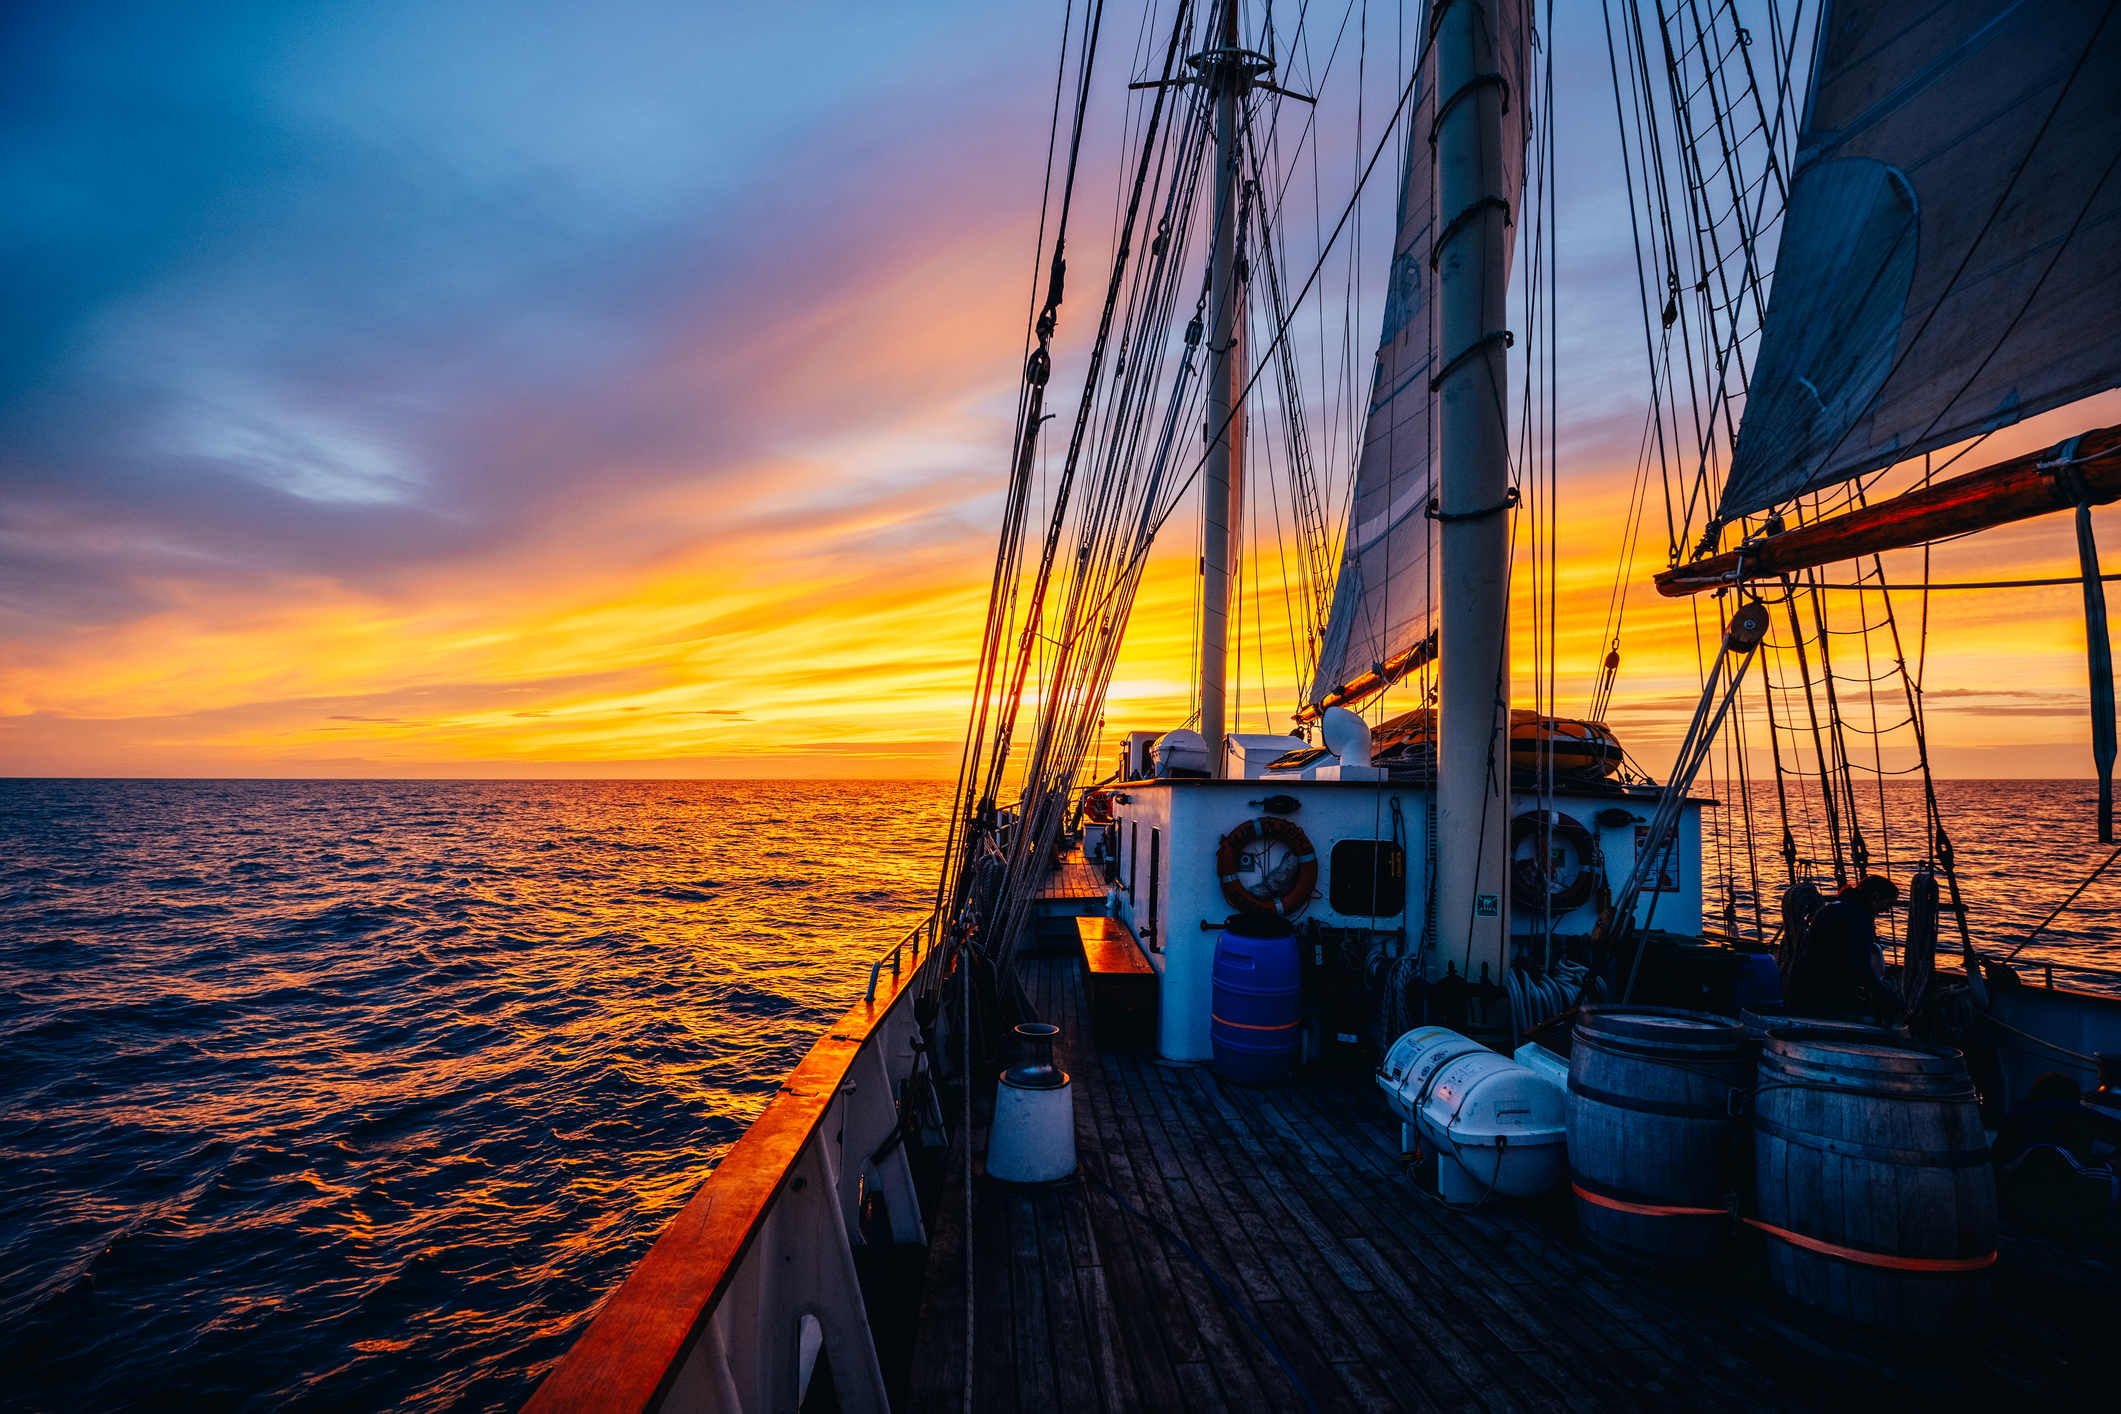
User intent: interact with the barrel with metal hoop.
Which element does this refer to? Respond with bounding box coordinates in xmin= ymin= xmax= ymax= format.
xmin=1737 ymin=1007 xmax=1883 ymax=1068
xmin=1752 ymin=1029 xmax=1996 ymax=1330
xmin=1566 ymin=1005 xmax=1747 ymax=1264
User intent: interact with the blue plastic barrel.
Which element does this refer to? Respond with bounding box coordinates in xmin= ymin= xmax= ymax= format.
xmin=1733 ymin=949 xmax=1782 ymax=1011
xmin=1211 ymin=913 xmax=1301 ymax=1086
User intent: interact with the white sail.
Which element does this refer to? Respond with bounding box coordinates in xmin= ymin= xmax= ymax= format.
xmin=1312 ymin=1 xmax=1531 ymax=707
xmin=1719 ymin=0 xmax=2121 ymax=523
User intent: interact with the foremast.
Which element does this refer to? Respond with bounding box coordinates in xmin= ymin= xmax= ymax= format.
xmin=1198 ymin=0 xmax=1248 ymax=778
xmin=1433 ymin=0 xmax=1514 ymax=986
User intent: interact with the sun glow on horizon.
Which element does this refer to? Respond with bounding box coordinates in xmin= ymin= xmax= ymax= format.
xmin=6 ymin=4 xmax=2118 ymax=782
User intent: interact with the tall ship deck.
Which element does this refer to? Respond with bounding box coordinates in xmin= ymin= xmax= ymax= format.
xmin=524 ymin=832 xmax=2121 ymax=1413
xmin=524 ymin=0 xmax=2121 ymax=1408
xmin=908 ymin=942 xmax=2109 ymax=1413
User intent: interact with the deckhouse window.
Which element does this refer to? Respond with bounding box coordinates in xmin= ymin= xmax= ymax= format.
xmin=1128 ymin=821 xmax=1139 ymax=901
xmin=1147 ymin=827 xmax=1161 ymax=945
xmin=1330 ymin=839 xmax=1406 ymax=915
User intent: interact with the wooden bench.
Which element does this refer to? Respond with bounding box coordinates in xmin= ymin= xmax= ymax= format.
xmin=1076 ymin=916 xmax=1157 ymax=1048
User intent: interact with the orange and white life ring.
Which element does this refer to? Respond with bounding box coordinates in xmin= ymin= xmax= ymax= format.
xmin=1216 ymin=816 xmax=1319 ymax=918
xmin=1509 ymin=809 xmax=1600 ymax=914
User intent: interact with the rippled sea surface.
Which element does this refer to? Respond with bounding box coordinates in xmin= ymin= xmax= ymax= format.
xmin=6 ymin=778 xmax=2121 ymax=1412
xmin=1700 ymin=779 xmax=2121 ymax=989
xmin=0 ymin=779 xmax=950 ymax=1414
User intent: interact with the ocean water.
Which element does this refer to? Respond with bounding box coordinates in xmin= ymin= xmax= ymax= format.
xmin=4 ymin=777 xmax=2119 ymax=1413
xmin=0 ymin=780 xmax=950 ymax=1413
xmin=1697 ymin=778 xmax=2121 ymax=989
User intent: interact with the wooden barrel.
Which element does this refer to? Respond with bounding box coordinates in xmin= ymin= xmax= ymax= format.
xmin=1753 ymin=1030 xmax=1996 ymax=1330
xmin=1566 ymin=1006 xmax=1747 ymax=1263
xmin=1737 ymin=1008 xmax=1884 ymax=1076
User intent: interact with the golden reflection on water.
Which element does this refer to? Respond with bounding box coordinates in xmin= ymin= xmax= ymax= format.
xmin=0 ymin=778 xmax=951 ymax=1411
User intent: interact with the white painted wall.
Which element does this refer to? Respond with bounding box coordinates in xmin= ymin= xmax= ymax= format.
xmin=1105 ymin=780 xmax=1703 ymax=1061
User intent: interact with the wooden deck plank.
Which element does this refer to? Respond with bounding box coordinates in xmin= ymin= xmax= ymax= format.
xmin=1280 ymin=1072 xmax=1764 ymax=1410
xmin=1005 ymin=1184 xmax=1060 ymax=1411
xmin=1133 ymin=1067 xmax=1283 ymax=1305
xmin=1162 ymin=1066 xmax=1465 ymax=1414
xmin=1057 ymin=964 xmax=1189 ymax=1414
xmin=1300 ymin=1076 xmax=1757 ymax=1402
xmin=1175 ymin=1065 xmax=1530 ymax=1414
xmin=1253 ymin=1298 xmax=1360 ymax=1414
xmin=972 ymin=1137 xmax=1019 ymax=1414
xmin=1249 ymin=1075 xmax=1651 ymax=1412
xmin=1170 ymin=1360 xmax=1224 ymax=1412
xmin=1049 ymin=954 xmax=1289 ymax=1410
xmin=1132 ymin=1059 xmax=1388 ymax=1384
xmin=916 ymin=948 xmax=2097 ymax=1411
xmin=1101 ymin=1056 xmax=1284 ymax=1410
xmin=1094 ymin=1056 xmax=1268 ymax=1394
xmin=1196 ymin=1071 xmax=1592 ymax=1411
xmin=906 ymin=1134 xmax=969 ymax=1414
xmin=1342 ymin=1235 xmax=1512 ymax=1413
xmin=1038 ymin=848 xmax=1107 ymax=902
xmin=1032 ymin=1185 xmax=1103 ymax=1414
xmin=1072 ymin=1258 xmax=1140 ymax=1414
xmin=1019 ymin=956 xmax=1105 ymax=1414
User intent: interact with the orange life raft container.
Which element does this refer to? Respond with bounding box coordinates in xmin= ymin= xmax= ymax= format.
xmin=1372 ymin=708 xmax=1622 ymax=781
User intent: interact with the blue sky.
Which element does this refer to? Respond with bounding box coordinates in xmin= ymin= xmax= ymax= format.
xmin=4 ymin=1 xmax=2115 ymax=777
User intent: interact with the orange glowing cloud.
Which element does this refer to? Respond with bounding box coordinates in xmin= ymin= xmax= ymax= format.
xmin=6 ymin=0 xmax=2117 ymax=783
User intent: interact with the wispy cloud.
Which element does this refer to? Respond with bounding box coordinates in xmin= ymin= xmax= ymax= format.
xmin=4 ymin=2 xmax=2119 ymax=778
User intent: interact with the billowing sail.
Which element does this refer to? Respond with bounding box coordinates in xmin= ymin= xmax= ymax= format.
xmin=1310 ymin=0 xmax=1531 ymax=707
xmin=1719 ymin=0 xmax=2121 ymax=523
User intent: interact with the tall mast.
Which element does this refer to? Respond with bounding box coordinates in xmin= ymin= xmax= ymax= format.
xmin=1199 ymin=0 xmax=1245 ymax=777
xmin=1433 ymin=0 xmax=1512 ymax=982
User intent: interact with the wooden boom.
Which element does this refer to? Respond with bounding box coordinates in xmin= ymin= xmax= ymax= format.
xmin=1655 ymin=424 xmax=2121 ymax=597
xmin=1296 ymin=629 xmax=1437 ymax=724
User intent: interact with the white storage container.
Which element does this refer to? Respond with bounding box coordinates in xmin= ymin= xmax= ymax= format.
xmin=1513 ymin=1040 xmax=1571 ymax=1092
xmin=1151 ymin=728 xmax=1210 ymax=777
xmin=1379 ymin=1025 xmax=1568 ymax=1204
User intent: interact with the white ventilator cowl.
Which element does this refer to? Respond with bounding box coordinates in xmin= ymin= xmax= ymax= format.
xmin=1320 ymin=706 xmax=1372 ymax=766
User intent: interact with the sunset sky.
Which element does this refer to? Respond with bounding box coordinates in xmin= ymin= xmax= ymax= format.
xmin=5 ymin=0 xmax=2117 ymax=780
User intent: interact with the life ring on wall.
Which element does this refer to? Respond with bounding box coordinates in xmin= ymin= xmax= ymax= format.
xmin=1509 ymin=810 xmax=1600 ymax=915
xmin=1216 ymin=816 xmax=1319 ymax=918
xmin=1081 ymin=788 xmax=1114 ymax=823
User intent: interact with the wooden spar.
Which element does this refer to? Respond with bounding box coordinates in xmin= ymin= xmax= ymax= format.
xmin=1294 ymin=629 xmax=1436 ymax=724
xmin=1654 ymin=424 xmax=2121 ymax=597
xmin=2076 ymin=502 xmax=2117 ymax=843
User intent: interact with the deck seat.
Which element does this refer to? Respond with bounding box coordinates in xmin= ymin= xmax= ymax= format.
xmin=1076 ymin=916 xmax=1156 ymax=1048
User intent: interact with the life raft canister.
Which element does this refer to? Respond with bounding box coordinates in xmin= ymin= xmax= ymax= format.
xmin=1372 ymin=708 xmax=1623 ymax=780
xmin=1510 ymin=809 xmax=1600 ymax=914
xmin=1508 ymin=714 xmax=1623 ymax=780
xmin=1215 ymin=816 xmax=1319 ymax=918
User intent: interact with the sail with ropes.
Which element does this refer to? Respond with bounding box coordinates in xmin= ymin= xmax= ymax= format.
xmin=1715 ymin=0 xmax=2121 ymax=526
xmin=1307 ymin=0 xmax=1533 ymax=714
